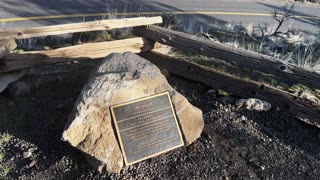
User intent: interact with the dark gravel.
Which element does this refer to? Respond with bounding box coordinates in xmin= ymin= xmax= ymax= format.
xmin=0 ymin=69 xmax=319 ymax=180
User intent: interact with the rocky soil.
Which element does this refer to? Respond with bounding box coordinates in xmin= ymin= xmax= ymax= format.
xmin=0 ymin=62 xmax=320 ymax=179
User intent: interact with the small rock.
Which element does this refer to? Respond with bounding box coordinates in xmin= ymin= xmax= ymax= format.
xmin=28 ymin=148 xmax=35 ymax=153
xmin=28 ymin=160 xmax=37 ymax=168
xmin=236 ymin=98 xmax=271 ymax=111
xmin=295 ymin=90 xmax=320 ymax=105
xmin=23 ymin=151 xmax=32 ymax=159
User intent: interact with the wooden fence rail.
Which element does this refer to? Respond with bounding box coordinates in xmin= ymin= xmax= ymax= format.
xmin=2 ymin=48 xmax=319 ymax=123
xmin=0 ymin=17 xmax=162 ymax=40
xmin=140 ymin=51 xmax=320 ymax=124
xmin=0 ymin=37 xmax=155 ymax=72
xmin=0 ymin=18 xmax=319 ymax=125
xmin=133 ymin=25 xmax=320 ymax=89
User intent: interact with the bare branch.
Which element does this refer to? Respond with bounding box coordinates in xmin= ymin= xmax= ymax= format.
xmin=271 ymin=3 xmax=295 ymax=36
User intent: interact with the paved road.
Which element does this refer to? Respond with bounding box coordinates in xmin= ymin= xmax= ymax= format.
xmin=0 ymin=0 xmax=319 ymax=32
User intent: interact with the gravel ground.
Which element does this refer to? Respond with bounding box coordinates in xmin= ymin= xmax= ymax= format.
xmin=0 ymin=67 xmax=320 ymax=180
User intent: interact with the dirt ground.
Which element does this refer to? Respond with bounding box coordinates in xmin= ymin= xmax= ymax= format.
xmin=0 ymin=63 xmax=320 ymax=180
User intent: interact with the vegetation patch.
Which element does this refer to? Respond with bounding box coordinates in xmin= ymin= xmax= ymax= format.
xmin=0 ymin=132 xmax=14 ymax=179
xmin=160 ymin=4 xmax=320 ymax=100
xmin=0 ymin=132 xmax=12 ymax=146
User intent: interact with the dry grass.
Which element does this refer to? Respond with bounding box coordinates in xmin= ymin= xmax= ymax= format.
xmin=283 ymin=0 xmax=320 ymax=4
xmin=0 ymin=132 xmax=14 ymax=179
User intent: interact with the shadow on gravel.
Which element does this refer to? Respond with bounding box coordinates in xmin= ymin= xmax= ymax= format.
xmin=0 ymin=65 xmax=94 ymax=179
xmin=170 ymin=75 xmax=320 ymax=159
xmin=237 ymin=108 xmax=320 ymax=157
xmin=0 ymin=68 xmax=320 ymax=179
xmin=168 ymin=76 xmax=320 ymax=179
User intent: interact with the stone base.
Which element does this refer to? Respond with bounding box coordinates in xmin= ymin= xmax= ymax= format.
xmin=62 ymin=52 xmax=204 ymax=173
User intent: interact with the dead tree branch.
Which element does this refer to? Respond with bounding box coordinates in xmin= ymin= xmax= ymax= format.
xmin=271 ymin=3 xmax=296 ymax=36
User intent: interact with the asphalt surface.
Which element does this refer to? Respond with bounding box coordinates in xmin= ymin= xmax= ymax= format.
xmin=0 ymin=0 xmax=319 ymax=32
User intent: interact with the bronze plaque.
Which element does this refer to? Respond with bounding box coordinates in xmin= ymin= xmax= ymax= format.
xmin=110 ymin=92 xmax=184 ymax=165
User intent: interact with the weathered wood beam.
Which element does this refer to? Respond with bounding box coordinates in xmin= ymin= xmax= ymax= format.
xmin=7 ymin=68 xmax=93 ymax=97
xmin=0 ymin=71 xmax=25 ymax=93
xmin=133 ymin=25 xmax=320 ymax=89
xmin=0 ymin=17 xmax=162 ymax=40
xmin=0 ymin=39 xmax=17 ymax=58
xmin=0 ymin=37 xmax=155 ymax=72
xmin=139 ymin=51 xmax=320 ymax=124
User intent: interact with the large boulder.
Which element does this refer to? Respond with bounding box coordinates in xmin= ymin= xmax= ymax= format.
xmin=62 ymin=52 xmax=204 ymax=173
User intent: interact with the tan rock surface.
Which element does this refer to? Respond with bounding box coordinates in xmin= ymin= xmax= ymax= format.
xmin=62 ymin=52 xmax=204 ymax=173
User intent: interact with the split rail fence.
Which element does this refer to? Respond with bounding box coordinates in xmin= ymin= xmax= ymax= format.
xmin=0 ymin=16 xmax=319 ymax=125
